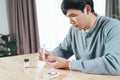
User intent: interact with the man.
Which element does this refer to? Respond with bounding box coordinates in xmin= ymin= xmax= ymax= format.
xmin=39 ymin=0 xmax=120 ymax=75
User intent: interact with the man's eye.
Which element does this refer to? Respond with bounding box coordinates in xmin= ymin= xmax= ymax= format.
xmin=71 ymin=15 xmax=77 ymax=17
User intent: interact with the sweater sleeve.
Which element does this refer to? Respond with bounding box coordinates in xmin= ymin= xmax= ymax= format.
xmin=51 ymin=27 xmax=74 ymax=59
xmin=70 ymin=21 xmax=120 ymax=75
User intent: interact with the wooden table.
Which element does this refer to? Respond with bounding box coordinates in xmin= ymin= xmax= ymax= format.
xmin=0 ymin=53 xmax=120 ymax=80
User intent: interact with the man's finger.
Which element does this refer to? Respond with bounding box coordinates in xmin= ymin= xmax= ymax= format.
xmin=46 ymin=61 xmax=58 ymax=68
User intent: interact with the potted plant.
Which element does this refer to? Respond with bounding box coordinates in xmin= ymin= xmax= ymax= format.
xmin=113 ymin=6 xmax=120 ymax=21
xmin=0 ymin=34 xmax=17 ymax=57
xmin=114 ymin=15 xmax=120 ymax=21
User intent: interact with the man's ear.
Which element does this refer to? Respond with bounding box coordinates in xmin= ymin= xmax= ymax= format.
xmin=84 ymin=5 xmax=91 ymax=15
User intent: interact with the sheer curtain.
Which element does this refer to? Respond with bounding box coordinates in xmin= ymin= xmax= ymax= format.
xmin=36 ymin=0 xmax=70 ymax=51
xmin=106 ymin=0 xmax=120 ymax=17
xmin=8 ymin=0 xmax=40 ymax=54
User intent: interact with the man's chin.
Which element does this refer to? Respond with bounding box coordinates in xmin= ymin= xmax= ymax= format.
xmin=77 ymin=28 xmax=82 ymax=30
xmin=75 ymin=26 xmax=82 ymax=30
xmin=74 ymin=25 xmax=82 ymax=30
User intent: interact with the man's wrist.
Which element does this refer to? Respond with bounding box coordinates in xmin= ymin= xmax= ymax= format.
xmin=66 ymin=60 xmax=70 ymax=69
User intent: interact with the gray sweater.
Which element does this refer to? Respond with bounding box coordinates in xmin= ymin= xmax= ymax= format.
xmin=52 ymin=16 xmax=120 ymax=75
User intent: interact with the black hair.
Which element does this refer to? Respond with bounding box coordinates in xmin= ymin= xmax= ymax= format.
xmin=61 ymin=0 xmax=95 ymax=15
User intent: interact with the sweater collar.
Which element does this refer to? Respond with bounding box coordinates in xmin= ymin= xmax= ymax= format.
xmin=85 ymin=15 xmax=101 ymax=37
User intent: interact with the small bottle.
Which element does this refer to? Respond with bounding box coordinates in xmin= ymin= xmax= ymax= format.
xmin=24 ymin=59 xmax=29 ymax=68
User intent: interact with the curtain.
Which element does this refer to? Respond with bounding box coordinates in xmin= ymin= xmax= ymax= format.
xmin=8 ymin=0 xmax=40 ymax=55
xmin=106 ymin=0 xmax=120 ymax=18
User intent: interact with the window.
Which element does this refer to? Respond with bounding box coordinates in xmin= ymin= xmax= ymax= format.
xmin=94 ymin=0 xmax=106 ymax=16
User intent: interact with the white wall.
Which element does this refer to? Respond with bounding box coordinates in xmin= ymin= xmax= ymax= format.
xmin=0 ymin=0 xmax=9 ymax=35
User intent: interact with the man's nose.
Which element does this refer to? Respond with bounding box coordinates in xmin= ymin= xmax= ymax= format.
xmin=69 ymin=18 xmax=75 ymax=24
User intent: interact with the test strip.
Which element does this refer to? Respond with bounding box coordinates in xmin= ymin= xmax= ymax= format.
xmin=44 ymin=72 xmax=59 ymax=78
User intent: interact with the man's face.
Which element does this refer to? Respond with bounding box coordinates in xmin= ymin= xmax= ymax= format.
xmin=66 ymin=9 xmax=90 ymax=30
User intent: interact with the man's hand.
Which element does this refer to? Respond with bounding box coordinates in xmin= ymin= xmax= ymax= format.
xmin=38 ymin=48 xmax=50 ymax=61
xmin=46 ymin=56 xmax=70 ymax=69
